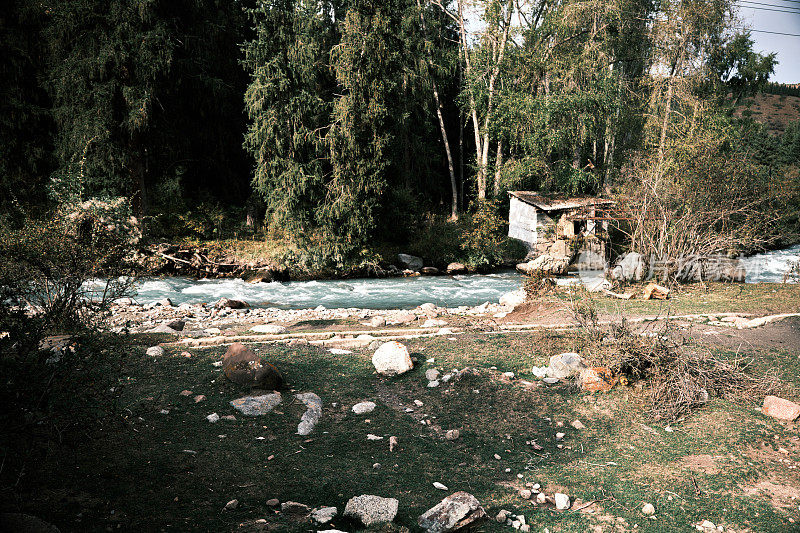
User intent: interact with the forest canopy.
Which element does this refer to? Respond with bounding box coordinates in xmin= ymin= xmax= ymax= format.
xmin=1 ymin=0 xmax=798 ymax=268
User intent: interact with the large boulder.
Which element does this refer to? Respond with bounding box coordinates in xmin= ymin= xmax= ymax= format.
xmin=418 ymin=491 xmax=486 ymax=533
xmin=546 ymin=352 xmax=585 ymax=379
xmin=215 ymin=297 xmax=249 ymax=309
xmin=372 ymin=341 xmax=413 ymax=376
xmin=344 ymin=495 xmax=399 ymax=526
xmin=516 ymin=254 xmax=571 ymax=276
xmin=446 ymin=262 xmax=467 ymax=275
xmin=762 ymin=395 xmax=800 ymax=421
xmin=499 ymin=289 xmax=526 ymax=309
xmin=222 ymin=343 xmax=284 ymax=389
xmin=675 ymin=255 xmax=746 ymax=283
xmin=397 ymin=254 xmax=424 ymax=271
xmin=609 ymin=252 xmax=646 ymax=282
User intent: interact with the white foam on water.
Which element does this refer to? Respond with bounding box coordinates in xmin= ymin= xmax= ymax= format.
xmin=740 ymin=244 xmax=800 ymax=283
xmin=126 ymin=245 xmax=798 ymax=309
xmin=132 ymin=271 xmax=526 ymax=309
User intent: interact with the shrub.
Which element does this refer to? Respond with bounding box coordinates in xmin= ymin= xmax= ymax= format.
xmin=0 ymin=207 xmax=137 ymax=356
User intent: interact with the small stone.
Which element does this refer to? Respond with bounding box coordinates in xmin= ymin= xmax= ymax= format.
xmin=433 ymin=482 xmax=448 ymax=491
xmin=146 ymin=346 xmax=164 ymax=357
xmin=542 ymin=377 xmax=559 ymax=384
xmin=266 ymin=499 xmax=279 ymax=507
xmin=571 ymin=420 xmax=585 ymax=430
xmin=494 ymin=454 xmax=501 ymax=460
xmin=519 ymin=489 xmax=532 ymax=500
xmin=554 ymin=493 xmax=570 ymax=510
xmin=536 ymin=493 xmax=547 ymax=504
xmin=426 ymin=369 xmax=441 ymax=381
xmin=194 ymin=394 xmax=206 ymax=403
xmin=373 ymin=463 xmax=381 ymax=470
xmin=445 ymin=429 xmax=460 ymax=441
xmin=555 ymin=432 xmax=565 ymax=440
xmin=224 ymin=499 xmax=239 ymax=510
xmin=642 ymin=503 xmax=655 ymax=516
xmin=428 ymin=380 xmax=440 ymax=388
xmin=496 ymin=510 xmax=510 ymax=523
xmin=511 ymin=520 xmax=521 ymax=529
xmin=352 ymin=401 xmax=377 ymax=414
xmin=701 ymin=520 xmax=716 ymax=530
xmin=520 ymin=525 xmax=530 ymax=532
xmin=179 ymin=390 xmax=192 ymax=396
xmin=389 ymin=436 xmax=398 ymax=451
xmin=414 ymin=400 xmax=424 ymax=407
xmin=206 ymin=413 xmax=219 ymax=423
xmin=502 ymin=372 xmax=515 ymax=379
xmin=367 ymin=434 xmax=384 ymax=441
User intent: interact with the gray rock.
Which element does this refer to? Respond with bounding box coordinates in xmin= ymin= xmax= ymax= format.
xmin=675 ymin=255 xmax=746 ymax=283
xmin=311 ymin=506 xmax=338 ymax=525
xmin=146 ymin=345 xmax=165 ymax=357
xmin=609 ymin=252 xmax=646 ymax=282
xmin=352 ymin=401 xmax=376 ymax=415
xmin=516 ymin=254 xmax=571 ymax=276
xmin=421 ymin=266 xmax=440 ymax=276
xmin=372 ymin=341 xmax=413 ymax=376
xmin=367 ymin=316 xmax=387 ymax=328
xmin=215 ymin=297 xmax=249 ymax=309
xmin=166 ymin=319 xmax=185 ymax=331
xmin=445 ymin=429 xmax=460 ymax=441
xmin=546 ymin=352 xmax=584 ymax=379
xmin=147 ymin=324 xmax=180 ymax=334
xmin=343 ymin=495 xmax=399 ymax=526
xmin=397 ymin=254 xmax=424 ymax=271
xmin=446 ymin=262 xmax=467 ymax=275
xmin=418 ymin=491 xmax=485 ymax=533
xmin=296 ymin=392 xmax=322 ymax=435
xmin=281 ymin=501 xmax=310 ymax=514
xmin=222 ymin=343 xmax=284 ymax=390
xmin=554 ymin=493 xmax=570 ymax=510
xmin=229 ymin=393 xmax=283 ymax=416
xmin=251 ymin=324 xmax=288 ymax=334
xmin=499 ymin=288 xmax=526 ymax=308
xmin=426 ymin=369 xmax=441 ymax=381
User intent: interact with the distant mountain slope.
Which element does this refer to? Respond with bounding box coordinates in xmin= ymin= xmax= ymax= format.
xmin=736 ymin=92 xmax=800 ymax=135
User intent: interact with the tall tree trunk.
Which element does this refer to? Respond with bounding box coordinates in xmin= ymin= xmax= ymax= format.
xmin=417 ymin=0 xmax=458 ymax=219
xmin=493 ymin=138 xmax=502 ymax=197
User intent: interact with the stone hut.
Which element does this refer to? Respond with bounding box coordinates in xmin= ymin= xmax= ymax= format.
xmin=508 ymin=191 xmax=615 ymax=273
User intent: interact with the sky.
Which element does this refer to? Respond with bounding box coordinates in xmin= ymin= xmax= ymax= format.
xmin=738 ymin=5 xmax=800 ymax=83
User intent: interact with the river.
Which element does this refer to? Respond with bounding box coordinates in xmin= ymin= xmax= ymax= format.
xmin=130 ymin=245 xmax=799 ymax=309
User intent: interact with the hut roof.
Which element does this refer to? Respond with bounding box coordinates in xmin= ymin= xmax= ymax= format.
xmin=508 ymin=191 xmax=615 ymax=212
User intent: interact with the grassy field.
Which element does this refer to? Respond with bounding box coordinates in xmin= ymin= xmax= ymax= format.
xmin=2 ymin=312 xmax=799 ymax=532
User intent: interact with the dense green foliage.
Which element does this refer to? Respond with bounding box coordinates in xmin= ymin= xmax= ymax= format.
xmin=0 ymin=0 xmax=798 ymax=267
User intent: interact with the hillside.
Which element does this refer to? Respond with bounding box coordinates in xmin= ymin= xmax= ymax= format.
xmin=737 ymin=92 xmax=800 ymax=135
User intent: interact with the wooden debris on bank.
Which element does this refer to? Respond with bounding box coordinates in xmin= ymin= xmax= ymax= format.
xmin=642 ymin=282 xmax=670 ymax=300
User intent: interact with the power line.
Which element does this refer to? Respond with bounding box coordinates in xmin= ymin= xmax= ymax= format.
xmin=738 ymin=0 xmax=800 ymax=10
xmin=738 ymin=4 xmax=800 ymax=14
xmin=740 ymin=28 xmax=800 ymax=37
